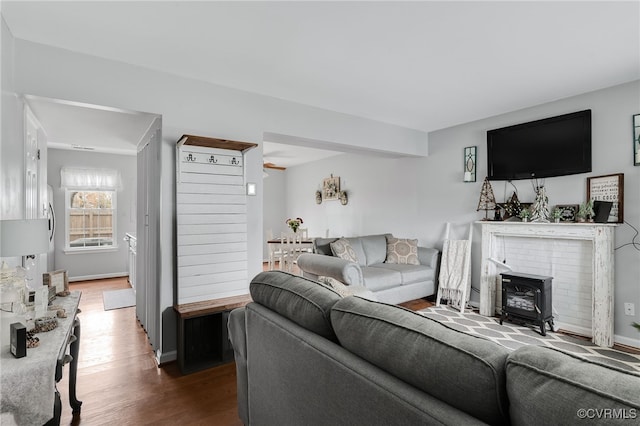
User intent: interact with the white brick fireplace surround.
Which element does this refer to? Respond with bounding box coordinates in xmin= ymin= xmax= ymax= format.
xmin=479 ymin=222 xmax=616 ymax=347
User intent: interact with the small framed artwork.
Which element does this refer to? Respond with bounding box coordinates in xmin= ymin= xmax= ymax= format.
xmin=587 ymin=173 xmax=624 ymax=223
xmin=555 ymin=204 xmax=578 ymax=222
xmin=43 ymin=270 xmax=69 ymax=296
xmin=322 ymin=175 xmax=340 ymax=201
xmin=463 ymin=146 xmax=477 ymax=182
xmin=633 ymin=114 xmax=640 ymax=166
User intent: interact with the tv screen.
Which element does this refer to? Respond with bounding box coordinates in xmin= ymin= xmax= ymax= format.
xmin=487 ymin=110 xmax=592 ymax=181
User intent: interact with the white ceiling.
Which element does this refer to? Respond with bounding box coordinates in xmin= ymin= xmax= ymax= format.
xmin=26 ymin=96 xmax=158 ymax=156
xmin=3 ymin=1 xmax=639 ymax=165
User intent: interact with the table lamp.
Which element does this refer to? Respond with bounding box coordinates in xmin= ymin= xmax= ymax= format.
xmin=0 ymin=219 xmax=50 ymax=288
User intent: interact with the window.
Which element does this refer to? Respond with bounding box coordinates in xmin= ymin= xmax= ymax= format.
xmin=60 ymin=167 xmax=122 ymax=252
xmin=65 ymin=190 xmax=116 ymax=250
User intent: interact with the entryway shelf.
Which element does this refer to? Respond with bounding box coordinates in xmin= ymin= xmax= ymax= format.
xmin=177 ymin=134 xmax=258 ymax=152
xmin=174 ymin=294 xmax=252 ymax=374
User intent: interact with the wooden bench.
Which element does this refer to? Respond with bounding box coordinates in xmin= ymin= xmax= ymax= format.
xmin=174 ymin=294 xmax=252 ymax=374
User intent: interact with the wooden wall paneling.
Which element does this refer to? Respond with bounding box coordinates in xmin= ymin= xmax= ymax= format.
xmin=176 ymin=140 xmax=251 ymax=305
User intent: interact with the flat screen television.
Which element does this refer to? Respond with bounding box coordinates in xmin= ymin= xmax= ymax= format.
xmin=487 ymin=110 xmax=592 ymax=181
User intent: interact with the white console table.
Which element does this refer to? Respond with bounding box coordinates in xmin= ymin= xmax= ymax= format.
xmin=0 ymin=291 xmax=82 ymax=425
xmin=478 ymin=221 xmax=616 ymax=347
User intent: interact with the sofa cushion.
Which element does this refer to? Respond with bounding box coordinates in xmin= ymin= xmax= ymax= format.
xmin=313 ymin=237 xmax=338 ymax=256
xmin=331 ymin=297 xmax=510 ymax=425
xmin=361 ymin=267 xmax=402 ymax=291
xmin=249 ymin=271 xmax=342 ymax=341
xmin=330 ymin=238 xmax=359 ymax=263
xmin=369 ymin=263 xmax=434 ymax=285
xmin=385 ymin=236 xmax=420 ymax=265
xmin=506 ymin=345 xmax=640 ymax=425
xmin=359 ymin=234 xmax=390 ymax=265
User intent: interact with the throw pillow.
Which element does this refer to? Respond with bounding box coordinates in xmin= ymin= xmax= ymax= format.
xmin=318 ymin=276 xmax=355 ymax=297
xmin=330 ymin=238 xmax=359 ymax=263
xmin=385 ymin=237 xmax=420 ymax=265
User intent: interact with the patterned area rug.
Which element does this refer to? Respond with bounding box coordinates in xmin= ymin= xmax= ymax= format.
xmin=419 ymin=305 xmax=640 ymax=374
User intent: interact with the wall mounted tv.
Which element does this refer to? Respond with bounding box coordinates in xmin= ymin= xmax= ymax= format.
xmin=487 ymin=109 xmax=592 ymax=181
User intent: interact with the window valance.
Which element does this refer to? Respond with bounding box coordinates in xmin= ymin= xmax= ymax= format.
xmin=60 ymin=167 xmax=122 ymax=190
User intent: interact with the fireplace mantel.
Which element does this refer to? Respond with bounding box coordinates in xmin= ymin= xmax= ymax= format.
xmin=478 ymin=221 xmax=616 ymax=347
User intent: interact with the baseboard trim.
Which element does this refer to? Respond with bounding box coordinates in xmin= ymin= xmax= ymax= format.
xmin=614 ymin=334 xmax=640 ymax=350
xmin=156 ymin=349 xmax=177 ymax=366
xmin=68 ymin=272 xmax=128 ymax=282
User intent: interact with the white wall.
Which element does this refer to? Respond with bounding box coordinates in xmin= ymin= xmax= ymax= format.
xmin=9 ymin=37 xmax=428 ymax=358
xmin=47 ymin=149 xmax=136 ymax=281
xmin=262 ymin=168 xmax=287 ymax=260
xmin=286 ymin=80 xmax=640 ymax=345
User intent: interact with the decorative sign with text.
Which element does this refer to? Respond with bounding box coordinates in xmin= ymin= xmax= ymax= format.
xmin=587 ymin=173 xmax=624 ymax=223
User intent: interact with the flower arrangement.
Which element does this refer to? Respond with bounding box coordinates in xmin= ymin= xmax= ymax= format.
xmin=286 ymin=217 xmax=303 ymax=233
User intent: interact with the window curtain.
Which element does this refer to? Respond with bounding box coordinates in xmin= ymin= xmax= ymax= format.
xmin=60 ymin=167 xmax=122 ymax=190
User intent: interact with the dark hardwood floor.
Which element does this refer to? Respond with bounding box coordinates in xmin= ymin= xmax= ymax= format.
xmin=58 ymin=277 xmax=242 ymax=426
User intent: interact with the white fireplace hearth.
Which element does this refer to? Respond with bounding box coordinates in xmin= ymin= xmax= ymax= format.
xmin=478 ymin=221 xmax=616 ymax=347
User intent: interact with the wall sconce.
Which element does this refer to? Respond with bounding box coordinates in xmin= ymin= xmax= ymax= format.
xmin=246 ymin=182 xmax=257 ymax=196
xmin=464 ymin=146 xmax=477 ymax=182
xmin=339 ymin=191 xmax=348 ymax=205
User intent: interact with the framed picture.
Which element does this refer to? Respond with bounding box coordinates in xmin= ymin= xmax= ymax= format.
xmin=463 ymin=146 xmax=477 ymax=182
xmin=555 ymin=204 xmax=578 ymax=222
xmin=633 ymin=114 xmax=640 ymax=166
xmin=322 ymin=175 xmax=340 ymax=201
xmin=587 ymin=173 xmax=624 ymax=223
xmin=43 ymin=270 xmax=69 ymax=296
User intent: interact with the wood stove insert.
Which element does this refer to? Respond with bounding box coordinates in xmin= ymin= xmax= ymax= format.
xmin=500 ymin=272 xmax=554 ymax=336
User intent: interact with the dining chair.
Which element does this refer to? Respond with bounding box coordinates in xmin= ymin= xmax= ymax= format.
xmin=284 ymin=233 xmax=305 ymax=273
xmin=268 ymin=232 xmax=288 ymax=270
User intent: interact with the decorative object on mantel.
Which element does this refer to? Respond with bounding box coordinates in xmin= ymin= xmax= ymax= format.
xmin=530 ymin=184 xmax=550 ymax=223
xmin=476 ymin=177 xmax=497 ymax=220
xmin=322 ymin=175 xmax=340 ymax=201
xmin=493 ymin=206 xmax=502 ymax=221
xmin=587 ymin=173 xmax=624 ymax=223
xmin=550 ymin=207 xmax=563 ymax=223
xmin=576 ymin=200 xmax=595 ymax=223
xmin=518 ymin=207 xmax=531 ymax=222
xmin=286 ymin=217 xmax=304 ymax=233
xmin=501 ymin=191 xmax=523 ymax=220
xmin=315 ymin=190 xmax=322 ymax=204
xmin=339 ymin=190 xmax=348 ymax=205
xmin=633 ymin=114 xmax=640 ymax=166
xmin=555 ymin=204 xmax=578 ymax=222
xmin=463 ymin=146 xmax=476 ymax=182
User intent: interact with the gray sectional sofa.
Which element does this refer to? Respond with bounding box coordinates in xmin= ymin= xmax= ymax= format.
xmin=228 ymin=271 xmax=640 ymax=426
xmin=297 ymin=234 xmax=439 ymax=304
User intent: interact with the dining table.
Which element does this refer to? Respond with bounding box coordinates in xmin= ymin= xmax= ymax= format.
xmin=267 ymin=237 xmax=314 ymax=270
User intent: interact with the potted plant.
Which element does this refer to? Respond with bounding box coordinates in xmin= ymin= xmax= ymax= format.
xmin=577 ymin=200 xmax=595 ymax=223
xmin=518 ymin=207 xmax=531 ymax=222
xmin=551 ymin=207 xmax=563 ymax=223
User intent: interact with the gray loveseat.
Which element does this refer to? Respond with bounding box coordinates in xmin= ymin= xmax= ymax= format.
xmin=297 ymin=234 xmax=439 ymax=304
xmin=228 ymin=271 xmax=640 ymax=425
